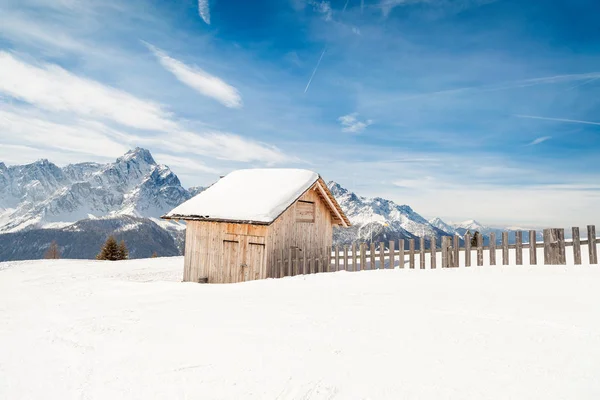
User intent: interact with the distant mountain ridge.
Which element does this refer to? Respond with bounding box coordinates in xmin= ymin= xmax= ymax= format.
xmin=328 ymin=181 xmax=449 ymax=246
xmin=0 ymin=148 xmax=193 ymax=233
xmin=0 ymin=148 xmax=540 ymax=261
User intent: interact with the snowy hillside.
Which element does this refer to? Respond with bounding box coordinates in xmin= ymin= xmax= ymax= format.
xmin=0 ymin=148 xmax=192 ymax=232
xmin=1 ymin=257 xmax=599 ymax=399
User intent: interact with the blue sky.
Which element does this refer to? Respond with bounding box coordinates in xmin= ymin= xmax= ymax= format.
xmin=1 ymin=0 xmax=599 ymax=227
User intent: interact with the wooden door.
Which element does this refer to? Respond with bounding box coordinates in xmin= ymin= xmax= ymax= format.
xmin=222 ymin=236 xmax=241 ymax=283
xmin=244 ymin=238 xmax=265 ymax=282
xmin=221 ymin=234 xmax=265 ymax=283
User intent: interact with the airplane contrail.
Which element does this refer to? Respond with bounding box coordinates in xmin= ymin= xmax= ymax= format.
xmin=304 ymin=47 xmax=327 ymax=94
xmin=514 ymin=114 xmax=600 ymax=126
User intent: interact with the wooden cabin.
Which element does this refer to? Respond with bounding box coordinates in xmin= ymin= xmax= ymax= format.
xmin=162 ymin=169 xmax=350 ymax=283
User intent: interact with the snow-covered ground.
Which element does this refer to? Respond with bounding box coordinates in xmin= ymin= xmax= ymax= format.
xmin=1 ymin=257 xmax=600 ymax=399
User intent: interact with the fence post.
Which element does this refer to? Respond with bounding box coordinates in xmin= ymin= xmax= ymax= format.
xmin=369 ymin=242 xmax=376 ymax=270
xmin=588 ymin=225 xmax=598 ymax=264
xmin=409 ymin=239 xmax=415 ymax=269
xmin=543 ymin=228 xmax=566 ymax=265
xmin=572 ymin=227 xmax=581 ymax=265
xmin=441 ymin=236 xmax=448 ymax=268
xmin=388 ymin=240 xmax=395 ymax=269
xmin=359 ymin=243 xmax=366 ymax=271
xmin=464 ymin=233 xmax=471 ymax=267
xmin=431 ymin=236 xmax=437 ymax=269
xmin=529 ymin=230 xmax=537 ymax=265
xmin=515 ymin=231 xmax=523 ymax=266
xmin=326 ymin=246 xmax=331 ymax=272
xmin=502 ymin=232 xmax=509 ymax=265
xmin=399 ymin=239 xmax=405 ymax=269
xmin=453 ymin=235 xmax=459 ymax=268
xmin=477 ymin=233 xmax=484 ymax=266
xmin=351 ymin=243 xmax=357 ymax=272
xmin=489 ymin=232 xmax=496 ymax=266
xmin=343 ymin=245 xmax=348 ymax=271
xmin=379 ymin=242 xmax=385 ymax=270
xmin=420 ymin=237 xmax=426 ymax=269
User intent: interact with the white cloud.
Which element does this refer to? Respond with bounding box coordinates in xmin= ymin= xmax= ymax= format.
xmin=0 ymin=51 xmax=177 ymax=131
xmin=153 ymin=153 xmax=218 ymax=174
xmin=0 ymin=108 xmax=130 ymax=158
xmin=146 ymin=44 xmax=242 ymax=109
xmin=145 ymin=131 xmax=289 ymax=165
xmin=338 ymin=113 xmax=373 ymax=133
xmin=198 ymin=0 xmax=211 ymax=24
xmin=529 ymin=136 xmax=551 ymax=146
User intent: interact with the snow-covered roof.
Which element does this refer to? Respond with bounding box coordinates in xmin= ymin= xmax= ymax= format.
xmin=163 ymin=169 xmax=349 ymax=226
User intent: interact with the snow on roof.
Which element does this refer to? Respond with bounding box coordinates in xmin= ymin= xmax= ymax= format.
xmin=164 ymin=169 xmax=320 ymax=224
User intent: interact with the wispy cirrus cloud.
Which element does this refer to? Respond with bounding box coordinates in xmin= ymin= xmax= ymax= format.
xmin=198 ymin=0 xmax=210 ymax=24
xmin=338 ymin=113 xmax=373 ymax=133
xmin=0 ymin=52 xmax=287 ymax=167
xmin=515 ymin=114 xmax=600 ymax=127
xmin=0 ymin=51 xmax=177 ymax=131
xmin=145 ymin=43 xmax=242 ymax=109
xmin=528 ymin=136 xmax=552 ymax=146
xmin=380 ymin=0 xmax=498 ymax=18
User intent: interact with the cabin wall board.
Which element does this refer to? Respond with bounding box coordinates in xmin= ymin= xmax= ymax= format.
xmin=184 ymin=221 xmax=268 ymax=283
xmin=265 ymin=188 xmax=333 ymax=277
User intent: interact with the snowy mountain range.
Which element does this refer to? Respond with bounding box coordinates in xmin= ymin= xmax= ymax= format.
xmin=0 ymin=148 xmax=539 ymax=260
xmin=0 ymin=148 xmax=193 ymax=232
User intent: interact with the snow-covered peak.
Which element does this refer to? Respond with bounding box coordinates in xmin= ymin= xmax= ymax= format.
xmin=0 ymin=149 xmax=194 ymax=232
xmin=429 ymin=217 xmax=457 ymax=235
xmin=327 ymin=181 xmax=446 ymax=240
xmin=116 ymin=147 xmax=156 ymax=166
xmin=455 ymin=219 xmax=486 ymax=231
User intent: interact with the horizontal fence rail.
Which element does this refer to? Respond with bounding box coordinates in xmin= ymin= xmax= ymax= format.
xmin=271 ymin=226 xmax=599 ymax=279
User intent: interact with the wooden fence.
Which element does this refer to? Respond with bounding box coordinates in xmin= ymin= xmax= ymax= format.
xmin=271 ymin=226 xmax=599 ymax=278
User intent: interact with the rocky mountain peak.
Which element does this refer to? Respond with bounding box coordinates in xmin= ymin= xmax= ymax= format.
xmin=116 ymin=147 xmax=156 ymax=166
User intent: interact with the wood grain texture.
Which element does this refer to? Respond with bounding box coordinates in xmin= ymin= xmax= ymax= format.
xmin=388 ymin=240 xmax=395 ymax=269
xmin=464 ymin=233 xmax=471 ymax=267
xmin=351 ymin=243 xmax=357 ymax=272
xmin=370 ymin=242 xmax=376 ymax=270
xmin=431 ymin=236 xmax=437 ymax=269
xmin=515 ymin=231 xmax=523 ymax=265
xmin=502 ymin=232 xmax=509 ymax=265
xmin=489 ymin=232 xmax=496 ymax=266
xmin=588 ymin=225 xmax=597 ymax=264
xmin=409 ymin=239 xmax=415 ymax=269
xmin=529 ymin=230 xmax=536 ymax=265
xmin=476 ymin=232 xmax=484 ymax=266
xmin=453 ymin=235 xmax=459 ymax=268
xmin=360 ymin=243 xmax=366 ymax=271
xmin=543 ymin=228 xmax=566 ymax=265
xmin=441 ymin=237 xmax=448 ymax=268
xmin=572 ymin=227 xmax=581 ymax=265
xmin=419 ymin=237 xmax=426 ymax=269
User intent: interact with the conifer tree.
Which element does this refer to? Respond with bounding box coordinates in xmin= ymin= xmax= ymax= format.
xmin=44 ymin=241 xmax=61 ymax=259
xmin=97 ymin=236 xmax=121 ymax=261
xmin=117 ymin=240 xmax=129 ymax=260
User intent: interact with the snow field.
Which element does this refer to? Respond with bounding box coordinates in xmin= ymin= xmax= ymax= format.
xmin=1 ymin=256 xmax=599 ymax=399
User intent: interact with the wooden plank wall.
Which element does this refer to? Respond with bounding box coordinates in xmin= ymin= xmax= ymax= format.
xmin=185 ymin=222 xmax=599 ymax=283
xmin=266 ymin=188 xmax=334 ymax=277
